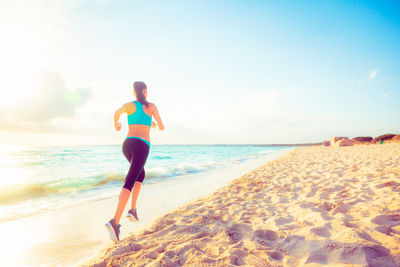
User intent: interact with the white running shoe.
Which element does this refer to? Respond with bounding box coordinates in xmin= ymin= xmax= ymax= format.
xmin=126 ymin=208 xmax=139 ymax=222
xmin=105 ymin=218 xmax=120 ymax=243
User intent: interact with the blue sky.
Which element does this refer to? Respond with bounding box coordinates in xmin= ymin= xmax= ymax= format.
xmin=0 ymin=0 xmax=399 ymax=145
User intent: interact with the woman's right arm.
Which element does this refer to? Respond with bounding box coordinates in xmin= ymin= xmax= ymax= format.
xmin=114 ymin=104 xmax=127 ymax=131
xmin=152 ymin=104 xmax=164 ymax=131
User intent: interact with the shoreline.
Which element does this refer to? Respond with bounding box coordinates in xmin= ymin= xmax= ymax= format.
xmin=0 ymin=148 xmax=291 ymax=267
xmin=87 ymin=144 xmax=400 ymax=266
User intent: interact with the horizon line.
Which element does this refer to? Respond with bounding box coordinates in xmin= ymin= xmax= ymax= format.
xmin=0 ymin=142 xmax=323 ymax=148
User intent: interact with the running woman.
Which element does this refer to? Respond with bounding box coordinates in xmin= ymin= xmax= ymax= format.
xmin=106 ymin=81 xmax=164 ymax=243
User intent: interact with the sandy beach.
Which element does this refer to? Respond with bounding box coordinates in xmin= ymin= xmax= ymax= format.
xmin=88 ymin=144 xmax=400 ymax=267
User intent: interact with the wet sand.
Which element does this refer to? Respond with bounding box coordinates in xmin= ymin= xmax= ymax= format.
xmin=88 ymin=144 xmax=400 ymax=266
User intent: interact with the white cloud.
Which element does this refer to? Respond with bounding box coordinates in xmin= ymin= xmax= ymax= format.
xmin=357 ymin=69 xmax=378 ymax=85
xmin=369 ymin=69 xmax=378 ymax=80
xmin=0 ymin=70 xmax=92 ymax=132
xmin=383 ymin=93 xmax=389 ymax=98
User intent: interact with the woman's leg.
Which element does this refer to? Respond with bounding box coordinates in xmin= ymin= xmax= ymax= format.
xmin=113 ymin=139 xmax=134 ymax=225
xmin=114 ymin=139 xmax=149 ymax=224
xmin=131 ymin=169 xmax=145 ymax=210
xmin=130 ymin=181 xmax=142 ymax=210
xmin=114 ymin=188 xmax=131 ymax=225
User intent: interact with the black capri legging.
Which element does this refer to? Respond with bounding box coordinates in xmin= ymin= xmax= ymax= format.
xmin=122 ymin=138 xmax=150 ymax=191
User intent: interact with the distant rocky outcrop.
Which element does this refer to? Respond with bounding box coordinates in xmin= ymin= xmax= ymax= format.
xmin=330 ymin=137 xmax=348 ymax=146
xmin=392 ymin=135 xmax=400 ymax=141
xmin=352 ymin=136 xmax=373 ymax=142
xmin=325 ymin=134 xmax=400 ymax=147
xmin=332 ymin=138 xmax=353 ymax=147
xmin=330 ymin=137 xmax=353 ymax=147
xmin=374 ymin=134 xmax=396 ymax=142
xmin=383 ymin=134 xmax=400 ymax=143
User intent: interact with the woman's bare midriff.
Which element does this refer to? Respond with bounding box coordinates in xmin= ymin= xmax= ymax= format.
xmin=127 ymin=124 xmax=151 ymax=142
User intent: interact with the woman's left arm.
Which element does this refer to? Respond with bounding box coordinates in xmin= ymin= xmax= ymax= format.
xmin=151 ymin=103 xmax=164 ymax=131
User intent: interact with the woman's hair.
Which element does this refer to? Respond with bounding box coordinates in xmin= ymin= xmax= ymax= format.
xmin=133 ymin=81 xmax=149 ymax=106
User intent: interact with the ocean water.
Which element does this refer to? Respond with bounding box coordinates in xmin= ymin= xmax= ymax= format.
xmin=0 ymin=144 xmax=291 ymax=222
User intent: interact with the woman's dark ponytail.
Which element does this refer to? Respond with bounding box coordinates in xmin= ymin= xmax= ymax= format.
xmin=133 ymin=81 xmax=149 ymax=106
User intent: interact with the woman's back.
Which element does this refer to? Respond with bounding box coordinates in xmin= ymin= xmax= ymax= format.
xmin=114 ymin=100 xmax=164 ymax=144
xmin=126 ymin=101 xmax=153 ymax=141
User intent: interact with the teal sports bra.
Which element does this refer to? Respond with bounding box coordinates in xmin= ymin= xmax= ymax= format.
xmin=127 ymin=101 xmax=152 ymax=126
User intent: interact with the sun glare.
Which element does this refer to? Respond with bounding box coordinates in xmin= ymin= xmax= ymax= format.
xmin=0 ymin=0 xmax=59 ymax=107
xmin=0 ymin=29 xmax=47 ymax=106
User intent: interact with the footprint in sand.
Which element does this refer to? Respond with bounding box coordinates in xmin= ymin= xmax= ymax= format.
xmin=357 ymin=230 xmax=378 ymax=242
xmin=109 ymin=244 xmax=134 ymax=257
xmin=155 ymin=256 xmax=175 ymax=267
xmin=343 ymin=218 xmax=357 ymax=228
xmin=306 ymin=254 xmax=327 ymax=265
xmin=164 ymin=250 xmax=175 ymax=259
xmin=372 ymin=214 xmax=400 ymax=226
xmin=317 ymin=201 xmax=351 ymax=215
xmin=318 ymin=201 xmax=336 ymax=212
xmin=306 ymin=190 xmax=316 ymax=198
xmin=310 ymin=224 xmax=331 ymax=238
xmin=254 ymin=229 xmax=278 ymax=242
xmin=299 ymin=202 xmax=315 ymax=209
xmin=274 ymin=216 xmax=293 ymax=225
xmin=332 ymin=202 xmax=351 ymax=214
xmin=144 ymin=250 xmax=159 ymax=259
xmin=267 ymin=250 xmax=283 ymax=260
xmin=227 ymin=223 xmax=251 ymax=244
xmin=361 ymin=245 xmax=396 ymax=266
xmin=375 ymin=225 xmax=393 ymax=235
xmin=229 ymin=248 xmax=247 ymax=265
xmin=375 ymin=180 xmax=399 ymax=189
